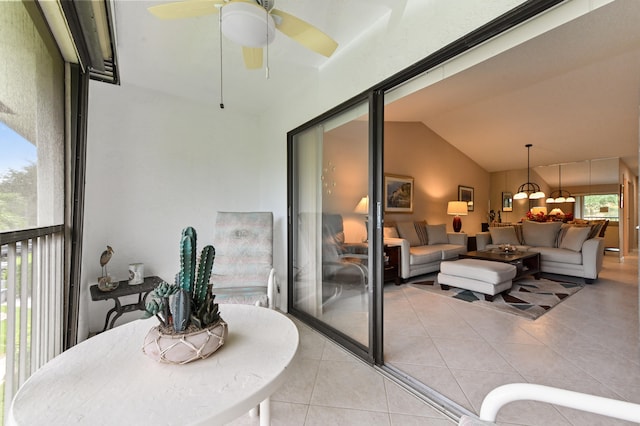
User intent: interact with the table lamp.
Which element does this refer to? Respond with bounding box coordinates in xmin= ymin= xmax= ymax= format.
xmin=447 ymin=201 xmax=468 ymax=233
xmin=354 ymin=196 xmax=369 ymax=241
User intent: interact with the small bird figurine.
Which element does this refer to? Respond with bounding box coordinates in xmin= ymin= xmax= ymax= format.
xmin=100 ymin=245 xmax=114 ymax=278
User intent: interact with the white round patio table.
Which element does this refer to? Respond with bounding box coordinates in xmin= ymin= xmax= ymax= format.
xmin=9 ymin=304 xmax=299 ymax=426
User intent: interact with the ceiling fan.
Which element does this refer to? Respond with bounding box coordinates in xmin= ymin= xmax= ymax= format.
xmin=148 ymin=0 xmax=339 ymax=69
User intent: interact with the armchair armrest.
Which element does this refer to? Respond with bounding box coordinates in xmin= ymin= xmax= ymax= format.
xmin=476 ymin=232 xmax=492 ymax=250
xmin=384 ymin=237 xmax=410 ymax=279
xmin=581 ymin=237 xmax=605 ymax=280
xmin=447 ymin=232 xmax=468 ymax=247
xmin=267 ymin=268 xmax=277 ymax=309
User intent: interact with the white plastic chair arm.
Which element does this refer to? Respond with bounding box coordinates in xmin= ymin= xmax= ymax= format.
xmin=267 ymin=268 xmax=276 ymax=309
xmin=479 ymin=383 xmax=640 ymax=423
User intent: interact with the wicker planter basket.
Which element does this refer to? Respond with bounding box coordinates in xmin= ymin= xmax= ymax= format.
xmin=142 ymin=319 xmax=228 ymax=364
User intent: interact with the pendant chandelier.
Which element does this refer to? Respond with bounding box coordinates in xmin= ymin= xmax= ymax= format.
xmin=514 ymin=144 xmax=546 ymax=200
xmin=546 ymin=164 xmax=575 ymax=203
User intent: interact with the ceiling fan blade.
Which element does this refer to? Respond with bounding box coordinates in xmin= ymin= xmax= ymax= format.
xmin=242 ymin=47 xmax=263 ymax=69
xmin=271 ymin=9 xmax=338 ymax=57
xmin=148 ymin=0 xmax=224 ymax=20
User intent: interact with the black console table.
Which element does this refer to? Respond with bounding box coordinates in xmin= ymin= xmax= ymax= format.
xmin=90 ymin=275 xmax=164 ymax=332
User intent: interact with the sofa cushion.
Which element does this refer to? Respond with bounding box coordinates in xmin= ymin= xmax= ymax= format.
xmin=522 ymin=221 xmax=562 ymax=247
xmin=528 ymin=246 xmax=583 ymax=265
xmin=409 ymin=245 xmax=443 ymax=264
xmin=414 ymin=221 xmax=429 ymax=246
xmin=559 ymin=226 xmax=591 ymax=252
xmin=440 ymin=244 xmax=467 ymax=260
xmin=383 ymin=226 xmax=399 ymax=238
xmin=489 ymin=226 xmax=520 ymax=246
xmin=427 ymin=224 xmax=449 ymax=245
xmin=588 ymin=220 xmax=606 ymax=239
xmin=397 ymin=221 xmax=421 ymax=246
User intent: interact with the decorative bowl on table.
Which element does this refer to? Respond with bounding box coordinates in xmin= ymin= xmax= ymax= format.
xmin=143 ymin=319 xmax=228 ymax=364
xmin=498 ymin=244 xmax=517 ymax=254
xmin=98 ymin=276 xmax=119 ymax=292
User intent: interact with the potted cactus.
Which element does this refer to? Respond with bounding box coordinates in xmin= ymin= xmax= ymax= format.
xmin=142 ymin=226 xmax=228 ymax=364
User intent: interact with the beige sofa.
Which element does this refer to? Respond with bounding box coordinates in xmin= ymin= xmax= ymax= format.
xmin=384 ymin=221 xmax=467 ymax=280
xmin=475 ymin=221 xmax=605 ymax=283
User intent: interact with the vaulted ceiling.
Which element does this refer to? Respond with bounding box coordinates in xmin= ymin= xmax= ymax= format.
xmin=114 ymin=0 xmax=639 ymax=186
xmin=384 ymin=0 xmax=640 ymax=186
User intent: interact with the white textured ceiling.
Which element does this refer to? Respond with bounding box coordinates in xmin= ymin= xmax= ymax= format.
xmin=113 ymin=0 xmax=395 ymax=110
xmin=113 ymin=0 xmax=639 ymax=186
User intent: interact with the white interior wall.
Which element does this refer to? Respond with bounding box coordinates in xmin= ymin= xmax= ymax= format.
xmin=80 ymin=82 xmax=263 ymax=337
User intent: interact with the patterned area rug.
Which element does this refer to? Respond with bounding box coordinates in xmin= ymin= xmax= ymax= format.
xmin=410 ymin=278 xmax=583 ymax=320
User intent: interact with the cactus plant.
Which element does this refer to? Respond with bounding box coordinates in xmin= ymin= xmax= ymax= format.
xmin=145 ymin=226 xmax=219 ymax=333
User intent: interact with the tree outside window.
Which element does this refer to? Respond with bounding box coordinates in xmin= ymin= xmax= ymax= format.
xmin=582 ymin=194 xmax=619 ymax=221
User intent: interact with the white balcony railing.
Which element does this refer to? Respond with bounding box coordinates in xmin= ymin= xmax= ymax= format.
xmin=0 ymin=226 xmax=64 ymax=424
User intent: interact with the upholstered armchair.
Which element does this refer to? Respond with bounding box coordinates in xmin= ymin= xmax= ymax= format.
xmin=210 ymin=211 xmax=277 ymax=308
xmin=322 ymin=213 xmax=368 ymax=287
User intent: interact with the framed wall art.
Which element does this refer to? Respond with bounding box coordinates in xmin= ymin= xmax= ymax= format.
xmin=502 ymin=192 xmax=513 ymax=212
xmin=384 ymin=174 xmax=414 ymax=213
xmin=458 ymin=185 xmax=474 ymax=212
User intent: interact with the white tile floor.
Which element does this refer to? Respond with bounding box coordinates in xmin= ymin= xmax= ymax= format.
xmin=229 ymin=252 xmax=638 ymax=425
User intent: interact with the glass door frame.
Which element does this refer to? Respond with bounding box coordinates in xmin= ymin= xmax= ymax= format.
xmin=287 ymin=90 xmax=385 ymax=363
xmin=286 ymin=0 xmax=565 ymax=372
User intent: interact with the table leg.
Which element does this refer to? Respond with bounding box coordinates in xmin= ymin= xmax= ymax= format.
xmin=259 ymin=397 xmax=271 ymax=426
xmin=107 ymin=298 xmax=124 ymax=330
xmin=102 ymin=297 xmax=123 ymax=332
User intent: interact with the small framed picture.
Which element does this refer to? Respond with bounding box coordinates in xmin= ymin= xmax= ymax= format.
xmin=502 ymin=192 xmax=513 ymax=212
xmin=385 ymin=174 xmax=414 ymax=213
xmin=458 ymin=185 xmax=474 ymax=212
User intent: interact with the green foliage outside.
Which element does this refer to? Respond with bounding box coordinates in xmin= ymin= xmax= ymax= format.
xmin=0 ymin=303 xmax=32 ymax=426
xmin=0 ymin=251 xmax=34 ymax=426
xmin=0 ymin=163 xmax=37 ymax=232
xmin=583 ymin=194 xmax=619 ymax=221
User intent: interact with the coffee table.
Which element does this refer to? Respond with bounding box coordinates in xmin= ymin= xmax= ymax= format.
xmin=459 ymin=250 xmax=541 ymax=280
xmin=9 ymin=304 xmax=299 ymax=426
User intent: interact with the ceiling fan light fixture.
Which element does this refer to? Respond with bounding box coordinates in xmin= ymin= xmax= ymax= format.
xmin=221 ymin=2 xmax=275 ymax=48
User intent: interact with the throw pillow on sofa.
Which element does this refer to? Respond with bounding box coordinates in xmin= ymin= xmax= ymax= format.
xmin=489 ymin=226 xmax=520 ymax=246
xmin=383 ymin=226 xmax=399 ymax=238
xmin=397 ymin=221 xmax=421 ymax=246
xmin=559 ymin=226 xmax=591 ymax=252
xmin=414 ymin=221 xmax=429 ymax=246
xmin=522 ymin=220 xmax=562 ymax=247
xmin=426 ymin=224 xmax=448 ymax=245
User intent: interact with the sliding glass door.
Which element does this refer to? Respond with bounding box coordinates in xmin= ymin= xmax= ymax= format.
xmin=289 ymin=96 xmax=383 ymax=358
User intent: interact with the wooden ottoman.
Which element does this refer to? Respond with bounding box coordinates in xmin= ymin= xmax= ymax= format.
xmin=437 ymin=259 xmax=517 ymax=301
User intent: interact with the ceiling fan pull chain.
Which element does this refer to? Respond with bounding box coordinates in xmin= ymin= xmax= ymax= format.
xmin=219 ymin=10 xmax=224 ymax=109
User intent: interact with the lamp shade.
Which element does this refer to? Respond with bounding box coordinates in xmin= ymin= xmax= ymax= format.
xmin=447 ymin=201 xmax=468 ymax=216
xmin=549 ymin=208 xmax=564 ymax=216
xmin=530 ymin=206 xmax=548 ymax=215
xmin=354 ymin=196 xmax=369 ymax=214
